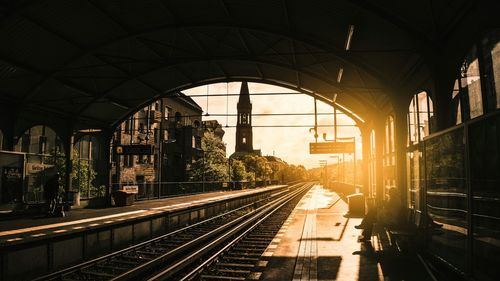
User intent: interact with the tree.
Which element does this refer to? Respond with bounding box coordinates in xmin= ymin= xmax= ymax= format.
xmin=229 ymin=159 xmax=250 ymax=181
xmin=279 ymin=164 xmax=308 ymax=183
xmin=188 ymin=132 xmax=228 ymax=181
xmin=46 ymin=148 xmax=100 ymax=197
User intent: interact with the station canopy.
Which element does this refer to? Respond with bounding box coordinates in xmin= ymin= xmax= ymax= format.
xmin=0 ymin=0 xmax=492 ymax=131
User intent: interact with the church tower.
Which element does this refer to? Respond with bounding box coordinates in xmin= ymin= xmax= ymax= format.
xmin=235 ymin=81 xmax=254 ymax=153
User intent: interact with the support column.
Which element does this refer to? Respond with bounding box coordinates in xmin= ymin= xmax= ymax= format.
xmin=63 ymin=134 xmax=74 ymax=196
xmin=360 ymin=125 xmax=371 ymax=197
xmin=374 ymin=118 xmax=385 ymax=206
xmin=394 ymin=105 xmax=409 ymax=206
xmin=1 ymin=129 xmax=15 ymax=151
xmin=103 ymin=131 xmax=113 ymax=207
xmin=1 ymin=108 xmax=18 ymax=151
xmin=431 ymin=60 xmax=455 ymax=131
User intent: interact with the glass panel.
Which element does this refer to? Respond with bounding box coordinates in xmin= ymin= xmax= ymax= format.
xmin=408 ymin=99 xmax=418 ymax=145
xmin=418 ymin=92 xmax=431 ymax=138
xmin=452 ymin=79 xmax=463 ymax=125
xmin=462 ymin=47 xmax=483 ymax=118
xmin=425 ymin=127 xmax=467 ymax=272
xmin=469 ymin=113 xmax=500 ymax=281
xmin=481 ymin=30 xmax=500 ymax=110
xmin=407 ymin=147 xmax=423 ymax=213
xmin=384 ymin=116 xmax=396 ymax=196
xmin=389 ymin=116 xmax=395 ymax=153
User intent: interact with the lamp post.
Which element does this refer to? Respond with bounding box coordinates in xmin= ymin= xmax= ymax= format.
xmin=319 ymin=160 xmax=327 ymax=187
xmin=160 ymin=139 xmax=176 ymax=197
xmin=202 ymin=150 xmax=205 ymax=192
xmin=329 ymin=155 xmax=340 ymax=183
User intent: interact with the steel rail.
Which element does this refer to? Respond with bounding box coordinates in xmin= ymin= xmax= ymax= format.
xmin=34 ymin=185 xmax=294 ymax=281
xmin=110 ymin=185 xmax=305 ymax=281
xmin=34 ymin=184 xmax=299 ymax=281
xmin=149 ymin=182 xmax=314 ymax=280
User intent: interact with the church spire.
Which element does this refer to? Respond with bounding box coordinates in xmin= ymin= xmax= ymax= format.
xmin=237 ymin=81 xmax=251 ymax=110
xmin=235 ymin=81 xmax=254 ymax=153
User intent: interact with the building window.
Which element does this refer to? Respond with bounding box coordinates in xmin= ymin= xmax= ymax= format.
xmin=241 ymin=113 xmax=248 ymax=124
xmin=193 ymin=120 xmax=200 ymax=128
xmin=124 ymin=116 xmax=135 ymax=135
xmin=175 ymin=112 xmax=182 ymax=123
xmin=242 ymin=137 xmax=246 ymax=144
xmin=165 ymin=106 xmax=171 ymax=120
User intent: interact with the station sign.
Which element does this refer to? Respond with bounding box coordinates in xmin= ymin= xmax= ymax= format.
xmin=309 ymin=141 xmax=355 ymax=154
xmin=114 ymin=144 xmax=154 ymax=155
xmin=121 ymin=185 xmax=139 ymax=194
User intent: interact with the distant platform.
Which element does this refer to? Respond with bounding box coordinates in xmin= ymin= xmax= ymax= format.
xmin=0 ymin=186 xmax=284 ymax=246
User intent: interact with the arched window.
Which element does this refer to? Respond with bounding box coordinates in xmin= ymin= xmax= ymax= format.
xmin=15 ymin=125 xmax=64 ymax=203
xmin=175 ymin=112 xmax=182 ymax=123
xmin=406 ymin=91 xmax=433 ymax=215
xmin=407 ymin=91 xmax=434 ymax=146
xmin=480 ymin=29 xmax=500 ymax=110
xmin=74 ymin=136 xmax=101 ymax=199
xmin=16 ymin=125 xmax=63 ymax=155
xmin=383 ymin=116 xmax=396 ymax=196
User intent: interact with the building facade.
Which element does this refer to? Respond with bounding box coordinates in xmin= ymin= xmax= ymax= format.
xmin=113 ymin=92 xmax=203 ymax=196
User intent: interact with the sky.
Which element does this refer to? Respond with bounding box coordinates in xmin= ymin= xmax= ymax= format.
xmin=183 ymin=82 xmax=361 ymax=169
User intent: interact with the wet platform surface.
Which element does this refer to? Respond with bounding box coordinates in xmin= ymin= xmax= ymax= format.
xmin=0 ymin=186 xmax=282 ymax=245
xmin=258 ymin=185 xmax=435 ymax=281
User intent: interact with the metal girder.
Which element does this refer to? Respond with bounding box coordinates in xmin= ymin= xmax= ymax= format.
xmin=15 ymin=22 xmax=390 ymax=95
xmin=349 ymin=0 xmax=435 ymax=49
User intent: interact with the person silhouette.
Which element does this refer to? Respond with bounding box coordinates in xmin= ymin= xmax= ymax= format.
xmin=44 ymin=170 xmax=60 ymax=215
xmin=355 ymin=188 xmax=403 ymax=241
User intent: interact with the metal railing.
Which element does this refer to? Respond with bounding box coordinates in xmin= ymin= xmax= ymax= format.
xmin=112 ymin=180 xmax=282 ymax=201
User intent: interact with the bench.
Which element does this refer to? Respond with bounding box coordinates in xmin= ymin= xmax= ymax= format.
xmin=384 ymin=224 xmax=417 ymax=252
xmin=383 ymin=210 xmax=422 ymax=253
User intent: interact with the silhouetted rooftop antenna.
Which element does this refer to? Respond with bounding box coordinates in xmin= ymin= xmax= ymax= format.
xmin=226 ymin=82 xmax=229 ymax=127
xmin=205 ymin=84 xmax=210 ymax=116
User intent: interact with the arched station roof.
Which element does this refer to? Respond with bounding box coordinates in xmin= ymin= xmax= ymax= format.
xmin=0 ymin=0 xmax=497 ymax=132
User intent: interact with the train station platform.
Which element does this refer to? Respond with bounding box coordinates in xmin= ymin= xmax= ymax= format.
xmin=258 ymin=185 xmax=436 ymax=281
xmin=0 ymin=185 xmax=284 ymax=246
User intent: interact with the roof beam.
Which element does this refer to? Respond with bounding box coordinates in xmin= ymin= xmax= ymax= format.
xmin=15 ymin=23 xmax=389 ymax=97
xmin=349 ymin=0 xmax=435 ymax=48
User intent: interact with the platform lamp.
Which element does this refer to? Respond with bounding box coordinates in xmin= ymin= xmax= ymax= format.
xmin=329 ymin=155 xmax=340 ymax=183
xmin=319 ymin=160 xmax=327 ymax=187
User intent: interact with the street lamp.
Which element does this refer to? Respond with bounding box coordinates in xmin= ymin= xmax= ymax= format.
xmin=319 ymin=160 xmax=327 ymax=187
xmin=329 ymin=155 xmax=340 ymax=183
xmin=159 ymin=139 xmax=176 ymax=197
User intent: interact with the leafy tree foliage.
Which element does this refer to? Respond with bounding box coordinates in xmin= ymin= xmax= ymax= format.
xmin=189 ymin=132 xmax=310 ymax=185
xmin=46 ymin=148 xmax=100 ymax=197
xmin=229 ymin=159 xmax=251 ymax=181
xmin=188 ymin=132 xmax=228 ymax=181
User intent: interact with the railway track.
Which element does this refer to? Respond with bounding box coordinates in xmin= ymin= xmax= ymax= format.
xmin=150 ymin=182 xmax=314 ymax=281
xmin=35 ymin=182 xmax=313 ymax=281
